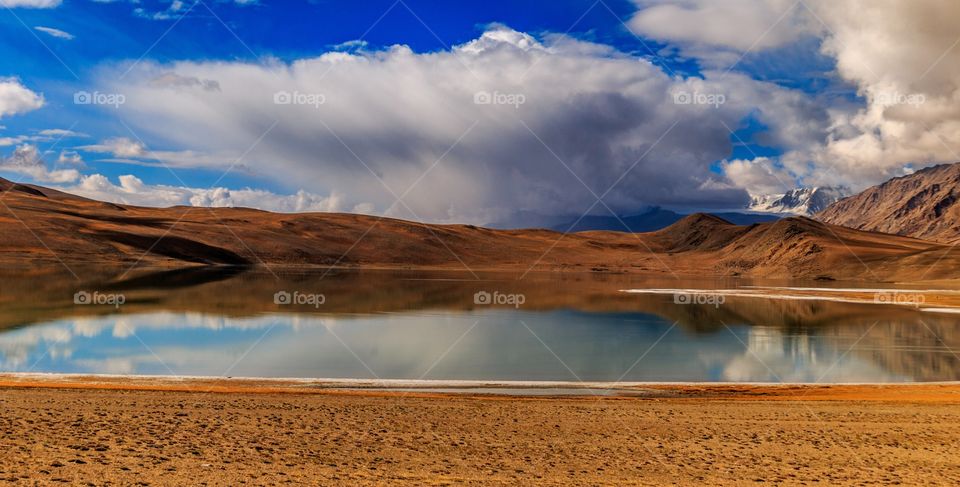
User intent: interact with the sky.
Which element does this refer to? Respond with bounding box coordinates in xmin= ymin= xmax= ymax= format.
xmin=1 ymin=0 xmax=959 ymax=224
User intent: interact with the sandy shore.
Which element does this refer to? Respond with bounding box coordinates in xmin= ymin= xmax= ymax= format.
xmin=1 ymin=376 xmax=959 ymax=485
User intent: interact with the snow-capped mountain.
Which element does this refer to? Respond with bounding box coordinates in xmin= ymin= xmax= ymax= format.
xmin=748 ymin=186 xmax=850 ymax=216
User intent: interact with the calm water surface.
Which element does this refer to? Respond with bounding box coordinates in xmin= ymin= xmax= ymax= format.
xmin=0 ymin=268 xmax=957 ymax=383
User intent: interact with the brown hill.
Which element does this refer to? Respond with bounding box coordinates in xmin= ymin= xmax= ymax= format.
xmin=817 ymin=162 xmax=960 ymax=244
xmin=0 ymin=177 xmax=957 ymax=281
xmin=648 ymin=213 xmax=744 ymax=251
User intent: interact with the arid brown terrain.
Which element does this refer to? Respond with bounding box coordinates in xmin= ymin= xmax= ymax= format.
xmin=818 ymin=162 xmax=960 ymax=243
xmin=0 ymin=382 xmax=958 ymax=485
xmin=2 ymin=177 xmax=959 ymax=281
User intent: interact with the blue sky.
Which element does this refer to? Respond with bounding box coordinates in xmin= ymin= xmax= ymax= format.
xmin=0 ymin=1 xmax=953 ymax=222
xmin=4 ymin=1 xmax=650 ymax=70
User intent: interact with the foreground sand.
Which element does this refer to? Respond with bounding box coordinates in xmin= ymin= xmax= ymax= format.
xmin=1 ymin=380 xmax=959 ymax=485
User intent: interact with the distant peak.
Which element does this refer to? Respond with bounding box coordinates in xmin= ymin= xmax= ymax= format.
xmin=748 ymin=186 xmax=850 ymax=216
xmin=657 ymin=213 xmax=734 ymax=235
xmin=680 ymin=212 xmax=733 ymax=225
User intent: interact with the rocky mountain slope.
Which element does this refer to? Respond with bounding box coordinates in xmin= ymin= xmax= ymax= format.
xmin=817 ymin=163 xmax=960 ymax=244
xmin=0 ymin=177 xmax=957 ymax=281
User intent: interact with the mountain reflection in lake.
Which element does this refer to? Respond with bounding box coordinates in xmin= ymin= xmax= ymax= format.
xmin=0 ymin=267 xmax=957 ymax=382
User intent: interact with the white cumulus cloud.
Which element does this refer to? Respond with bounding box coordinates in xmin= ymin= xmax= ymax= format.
xmin=97 ymin=26 xmax=826 ymax=222
xmin=630 ymin=0 xmax=960 ymax=193
xmin=629 ymin=0 xmax=816 ymax=52
xmin=0 ymin=144 xmax=80 ymax=183
xmin=0 ymin=79 xmax=44 ymax=118
xmin=60 ymin=174 xmax=345 ymax=213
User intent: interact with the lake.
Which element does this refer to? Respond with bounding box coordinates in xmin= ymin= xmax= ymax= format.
xmin=0 ymin=267 xmax=957 ymax=383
